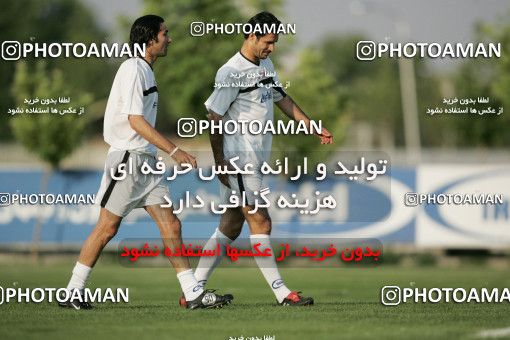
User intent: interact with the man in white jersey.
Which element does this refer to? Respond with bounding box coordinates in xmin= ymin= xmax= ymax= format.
xmin=183 ymin=12 xmax=333 ymax=307
xmin=59 ymin=15 xmax=232 ymax=310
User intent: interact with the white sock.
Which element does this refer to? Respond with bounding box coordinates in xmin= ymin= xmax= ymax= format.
xmin=194 ymin=228 xmax=234 ymax=287
xmin=250 ymin=234 xmax=292 ymax=303
xmin=66 ymin=261 xmax=92 ymax=291
xmin=177 ymin=269 xmax=203 ymax=301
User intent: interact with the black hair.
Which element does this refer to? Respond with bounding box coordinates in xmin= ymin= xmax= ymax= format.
xmin=129 ymin=15 xmax=164 ymax=52
xmin=243 ymin=11 xmax=281 ymax=39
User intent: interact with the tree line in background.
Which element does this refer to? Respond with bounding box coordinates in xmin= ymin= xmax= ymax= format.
xmin=1 ymin=0 xmax=509 ymax=169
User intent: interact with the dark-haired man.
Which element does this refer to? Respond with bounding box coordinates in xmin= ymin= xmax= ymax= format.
xmin=189 ymin=12 xmax=333 ymax=306
xmin=60 ymin=15 xmax=232 ymax=310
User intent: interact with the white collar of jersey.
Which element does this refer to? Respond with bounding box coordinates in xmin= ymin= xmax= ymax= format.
xmin=238 ymin=51 xmax=260 ymax=66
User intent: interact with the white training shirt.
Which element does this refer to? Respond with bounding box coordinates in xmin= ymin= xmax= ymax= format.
xmin=103 ymin=57 xmax=158 ymax=156
xmin=204 ymin=52 xmax=286 ymax=168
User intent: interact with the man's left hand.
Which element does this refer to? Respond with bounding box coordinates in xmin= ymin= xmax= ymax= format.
xmin=316 ymin=127 xmax=333 ymax=144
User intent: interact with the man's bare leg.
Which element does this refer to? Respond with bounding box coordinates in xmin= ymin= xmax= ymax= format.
xmin=145 ymin=205 xmax=192 ymax=273
xmin=77 ymin=208 xmax=122 ymax=267
xmin=145 ymin=204 xmax=207 ymax=302
xmin=66 ymin=208 xmax=122 ymax=292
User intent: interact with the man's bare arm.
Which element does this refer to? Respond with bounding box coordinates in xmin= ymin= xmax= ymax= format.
xmin=128 ymin=115 xmax=197 ymax=167
xmin=207 ymin=110 xmax=230 ymax=187
xmin=276 ymin=95 xmax=311 ymax=124
xmin=207 ymin=111 xmax=224 ymax=164
xmin=275 ymin=95 xmax=333 ymax=144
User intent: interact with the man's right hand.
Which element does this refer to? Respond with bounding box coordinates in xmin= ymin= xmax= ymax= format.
xmin=171 ymin=148 xmax=197 ymax=168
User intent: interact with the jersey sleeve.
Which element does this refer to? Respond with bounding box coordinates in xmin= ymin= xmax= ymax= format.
xmin=204 ymin=66 xmax=239 ymax=116
xmin=264 ymin=58 xmax=286 ymax=102
xmin=271 ymin=71 xmax=287 ymax=102
xmin=120 ymin=62 xmax=145 ymax=116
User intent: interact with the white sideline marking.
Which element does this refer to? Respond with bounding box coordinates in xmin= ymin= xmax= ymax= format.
xmin=478 ymin=327 xmax=510 ymax=338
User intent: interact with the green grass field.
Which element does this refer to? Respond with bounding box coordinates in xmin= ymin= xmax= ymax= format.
xmin=1 ymin=260 xmax=510 ymax=340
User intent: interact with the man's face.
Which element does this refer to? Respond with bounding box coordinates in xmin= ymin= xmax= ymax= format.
xmin=249 ymin=33 xmax=278 ymax=59
xmin=150 ymin=22 xmax=171 ymax=57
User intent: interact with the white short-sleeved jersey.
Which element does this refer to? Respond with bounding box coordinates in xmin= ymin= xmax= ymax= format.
xmin=103 ymin=57 xmax=158 ymax=156
xmin=204 ymin=52 xmax=286 ymax=168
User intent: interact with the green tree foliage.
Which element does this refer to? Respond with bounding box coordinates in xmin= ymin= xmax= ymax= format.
xmin=274 ymin=33 xmax=445 ymax=167
xmin=489 ymin=20 xmax=510 ymax=113
xmin=10 ymin=61 xmax=93 ymax=169
xmin=0 ymin=0 xmax=115 ymax=141
xmin=321 ymin=36 xmax=439 ymax=148
xmin=448 ymin=19 xmax=510 ymax=147
xmin=273 ymin=48 xmax=348 ymax=166
xmin=138 ymin=0 xmax=245 ymax=131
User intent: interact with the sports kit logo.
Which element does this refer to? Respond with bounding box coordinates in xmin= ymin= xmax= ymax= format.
xmin=202 ymin=292 xmax=217 ymax=304
xmin=271 ymin=279 xmax=284 ymax=289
